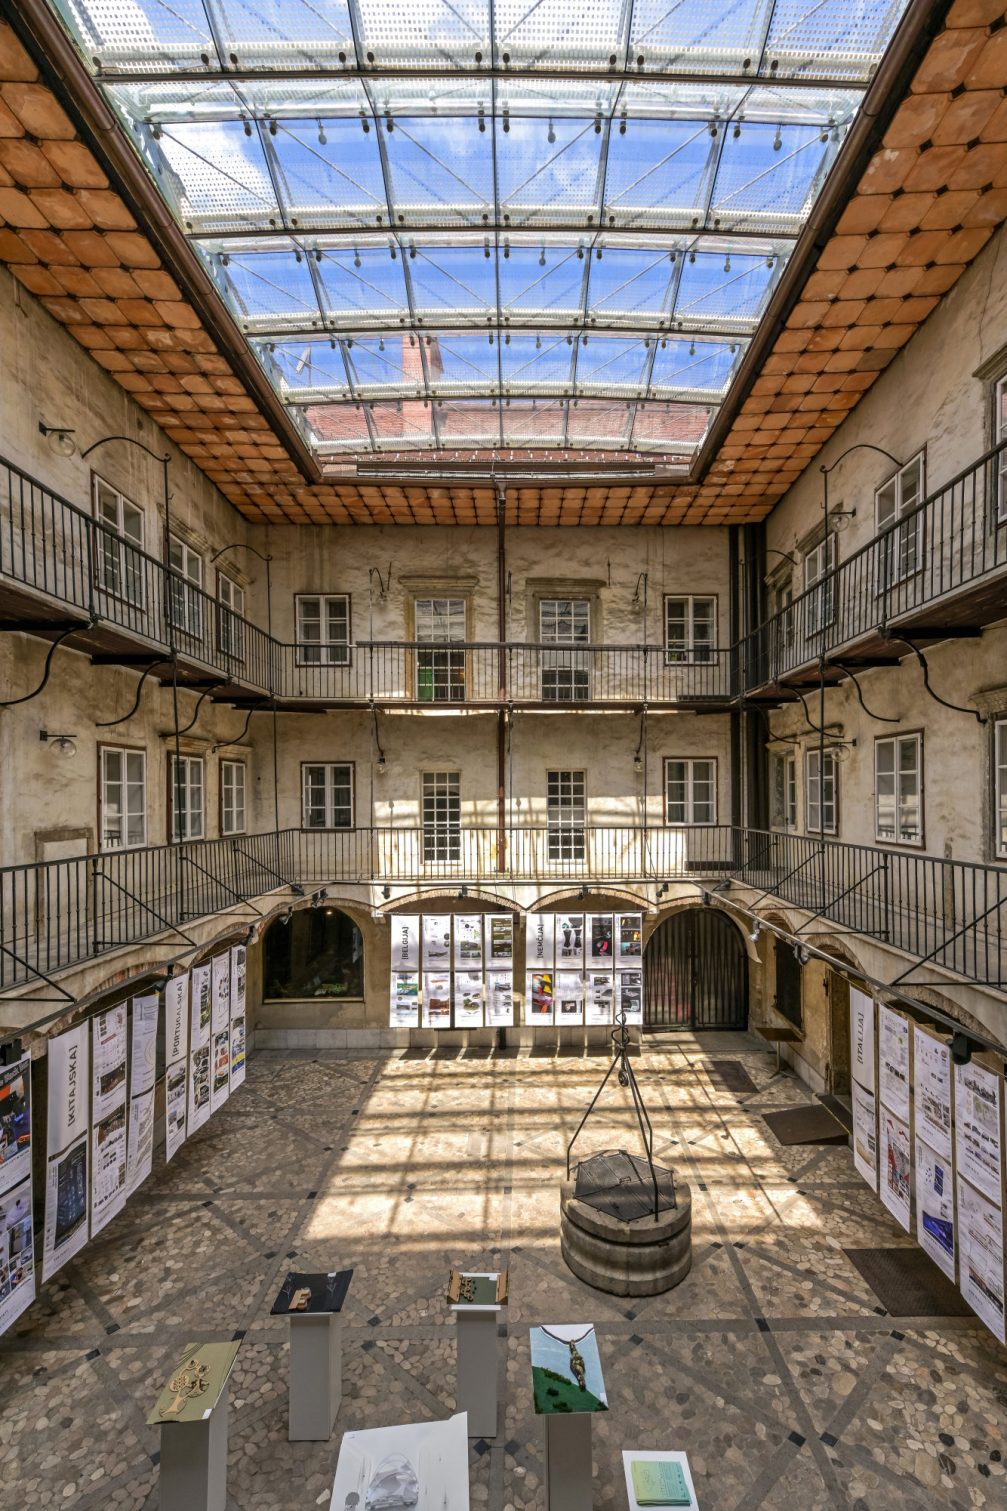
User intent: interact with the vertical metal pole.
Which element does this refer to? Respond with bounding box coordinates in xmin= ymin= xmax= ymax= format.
xmin=497 ymin=489 xmax=507 ymax=874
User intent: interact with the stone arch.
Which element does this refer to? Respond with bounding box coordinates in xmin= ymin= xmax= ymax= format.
xmin=377 ymin=886 xmax=520 ymax=916
xmin=530 ymin=885 xmax=650 ymax=914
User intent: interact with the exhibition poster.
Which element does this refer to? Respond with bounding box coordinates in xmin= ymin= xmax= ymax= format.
xmin=165 ymin=1060 xmax=188 ymax=1163
xmin=164 ymin=973 xmax=189 ymax=1163
xmin=526 ymin=971 xmax=554 ymax=1025
xmin=878 ymin=1005 xmax=911 ymax=1122
xmin=125 ymin=994 xmax=158 ymax=1197
xmin=913 ymin=1027 xmax=953 ymax=1162
xmin=851 ymin=1080 xmax=878 ymax=1191
xmin=230 ymin=945 xmax=247 ymax=1089
xmin=619 ymin=970 xmax=644 ymax=1024
xmin=849 ymin=988 xmax=875 ymax=1092
xmin=188 ymin=962 xmax=212 ymax=1134
xmin=90 ymin=1006 xmax=129 ymax=1236
xmin=616 ymin=913 xmax=643 ymax=968
xmin=392 ymin=915 xmax=420 ymax=972
xmin=453 ymin=970 xmax=484 ymax=1027
xmin=422 ymin=916 xmax=451 ymax=968
xmin=555 ymin=971 xmax=584 ymax=1024
xmin=0 ymin=1054 xmax=32 ymax=1193
xmin=529 ymin=1323 xmax=609 ymax=1414
xmin=0 ymin=1053 xmax=34 ymax=1336
xmin=452 ymin=915 xmax=483 ymax=969
xmin=586 ymin=971 xmax=615 ymax=1026
xmin=555 ymin=914 xmax=584 ymax=967
xmin=588 ymin=914 xmax=614 ymax=966
xmin=527 ymin=912 xmax=555 ymax=970
xmin=957 ymin=1177 xmax=1006 ymax=1342
xmin=390 ymin=972 xmax=421 ymax=1028
xmin=485 ymin=972 xmax=513 ymax=1026
xmin=422 ymin=972 xmax=451 ymax=1029
xmin=210 ymin=953 xmax=231 ymax=1114
xmin=879 ymin=1105 xmax=911 ymax=1231
xmin=916 ymin=1136 xmax=956 ymax=1281
xmin=210 ymin=951 xmax=230 ymax=1032
xmin=43 ymin=1024 xmax=90 ymax=1281
xmin=954 ymin=1058 xmax=1003 ymax=1204
xmin=486 ymin=914 xmax=514 ymax=969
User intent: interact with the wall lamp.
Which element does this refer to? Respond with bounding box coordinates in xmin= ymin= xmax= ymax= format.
xmin=311 ymin=888 xmax=329 ymax=908
xmin=749 ymin=922 xmax=762 ymax=943
xmin=951 ymin=1031 xmax=973 ymax=1066
xmin=656 ymin=881 xmax=669 ymax=898
xmin=579 ymin=884 xmax=589 ymax=899
xmin=381 ymin=884 xmax=391 ymax=899
xmin=38 ymin=420 xmax=76 ymax=457
xmin=458 ymin=885 xmax=469 ymax=898
xmin=280 ymin=906 xmax=294 ymax=925
xmin=40 ymin=729 xmax=77 ymax=758
xmin=793 ymin=943 xmax=810 ymax=966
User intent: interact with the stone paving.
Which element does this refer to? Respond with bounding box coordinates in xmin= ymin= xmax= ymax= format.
xmin=3 ymin=1032 xmax=1007 ymax=1509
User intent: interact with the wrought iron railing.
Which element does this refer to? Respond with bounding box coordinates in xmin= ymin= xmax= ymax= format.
xmin=3 ymin=826 xmax=1006 ymax=998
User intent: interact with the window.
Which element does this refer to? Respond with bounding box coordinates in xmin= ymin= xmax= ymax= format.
xmin=774 ymin=936 xmax=803 ymax=1030
xmin=806 ymin=748 xmax=837 ymax=835
xmin=772 ymin=753 xmax=797 ymax=830
xmin=93 ymin=476 xmax=144 ymax=605
xmin=302 ymin=763 xmax=354 ymax=830
xmin=876 ymin=452 xmax=925 ymax=586
xmin=220 ymin=760 xmax=246 ymax=836
xmin=665 ymin=596 xmax=716 ymax=664
xmin=99 ymin=746 xmax=146 ymax=850
xmin=664 ymin=758 xmax=717 ymax=825
xmin=996 ymin=721 xmax=1007 ymax=859
xmin=217 ymin=573 xmax=245 ymax=659
xmin=540 ymin=598 xmax=591 ymax=700
xmin=264 ymin=907 xmax=363 ymax=1000
xmin=422 ymin=771 xmax=460 ymax=862
xmin=996 ymin=376 xmax=1007 ymax=522
xmin=875 ymin=734 xmax=923 ymax=846
xmin=296 ymin=594 xmax=351 ymax=666
xmin=804 ymin=534 xmax=836 ymax=637
xmin=547 ymin=769 xmax=586 ymax=861
xmin=415 ymin=597 xmax=466 ymax=702
xmin=168 ymin=535 xmax=204 ymax=640
xmin=169 ymin=755 xmax=204 ymax=842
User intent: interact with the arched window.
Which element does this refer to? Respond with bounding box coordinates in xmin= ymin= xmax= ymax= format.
xmin=264 ymin=908 xmax=364 ymax=1000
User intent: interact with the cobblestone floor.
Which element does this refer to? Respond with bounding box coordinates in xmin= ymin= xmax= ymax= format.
xmin=3 ymin=1032 xmax=1006 ymax=1510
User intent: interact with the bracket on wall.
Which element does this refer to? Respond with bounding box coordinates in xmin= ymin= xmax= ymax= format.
xmin=91 ymin=865 xmax=198 ymax=948
xmin=0 ymin=941 xmax=77 ymax=1004
xmin=0 ymin=622 xmax=93 ymax=707
xmin=178 ymin=853 xmax=265 ymax=918
xmin=829 ymin=662 xmax=900 ymax=723
xmin=880 ymin=629 xmax=987 ymax=724
xmin=229 ymin=843 xmax=304 ymax=895
xmin=95 ymin=659 xmax=160 ymax=727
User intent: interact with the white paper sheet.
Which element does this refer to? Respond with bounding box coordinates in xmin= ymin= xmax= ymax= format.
xmin=955 ymin=1060 xmax=1002 ymax=1204
xmin=422 ymin=917 xmax=452 ymax=968
xmin=190 ymin=963 xmax=211 ymax=1051
xmin=0 ymin=1054 xmax=32 ymax=1196
xmin=164 ymin=973 xmax=189 ymax=1068
xmin=125 ymin=1089 xmax=155 ymax=1197
xmin=90 ymin=1097 xmax=127 ymax=1237
xmin=586 ymin=971 xmax=615 ymax=1026
xmin=851 ymin=1080 xmax=878 ymax=1192
xmin=555 ymin=915 xmax=584 ymax=968
xmin=554 ymin=971 xmax=584 ymax=1025
xmin=390 ymin=972 xmax=421 ymax=1028
xmin=485 ymin=972 xmax=514 ymax=1027
xmin=619 ymin=971 xmax=644 ymax=1025
xmin=849 ymin=987 xmax=875 ymax=1092
xmin=957 ymin=1176 xmax=1006 ymax=1342
xmin=527 ymin=913 xmax=555 ymax=970
xmin=615 ymin=913 xmax=643 ymax=970
xmin=42 ymin=1026 xmax=90 ymax=1281
xmin=587 ymin=914 xmax=615 ymax=966
xmin=91 ymin=1006 xmax=127 ymax=1124
xmin=879 ymin=1105 xmax=911 ymax=1231
xmin=210 ymin=952 xmax=231 ymax=1034
xmin=453 ymin=915 xmax=483 ymax=970
xmin=485 ymin=914 xmax=514 ymax=971
xmin=422 ymin=972 xmax=452 ymax=1029
xmin=916 ymin=1136 xmax=956 ymax=1281
xmin=391 ymin=914 xmax=421 ymax=972
xmin=230 ymin=945 xmax=247 ymax=1090
xmin=525 ymin=970 xmax=554 ymax=1026
xmin=878 ymin=1005 xmax=910 ymax=1122
xmin=0 ymin=1176 xmax=36 ymax=1337
xmin=165 ymin=1059 xmax=188 ymax=1163
xmin=913 ymin=1029 xmax=952 ymax=1162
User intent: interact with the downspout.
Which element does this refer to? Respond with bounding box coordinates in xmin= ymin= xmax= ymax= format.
xmin=496 ymin=487 xmax=507 ymax=874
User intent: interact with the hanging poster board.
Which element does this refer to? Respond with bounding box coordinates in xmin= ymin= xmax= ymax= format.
xmin=188 ymin=962 xmax=212 ymax=1134
xmin=619 ymin=970 xmax=644 ymax=1025
xmin=391 ymin=915 xmax=421 ymax=972
xmin=454 ymin=971 xmax=484 ymax=1028
xmin=453 ymin=916 xmax=483 ymax=969
xmin=588 ymin=914 xmax=614 ymax=966
xmin=165 ymin=977 xmax=189 ymax=1165
xmin=486 ymin=972 xmax=513 ymax=1027
xmin=954 ymin=1057 xmax=1003 ymax=1204
xmin=555 ymin=915 xmax=584 ymax=968
xmin=849 ymin=988 xmax=875 ymax=1092
xmin=43 ymin=1024 xmax=90 ymax=1281
xmin=554 ymin=971 xmax=584 ymax=1025
xmin=851 ymin=1080 xmax=878 ymax=1192
xmin=957 ymin=1177 xmax=1007 ymax=1342
xmin=913 ymin=1026 xmax=953 ymax=1163
xmin=125 ymin=994 xmax=158 ymax=1197
xmin=879 ymin=1104 xmax=911 ymax=1230
xmin=422 ymin=972 xmax=451 ymax=1029
xmin=615 ymin=913 xmax=643 ymax=970
xmin=230 ymin=945 xmax=247 ymax=1089
xmin=485 ymin=914 xmax=514 ymax=971
xmin=526 ymin=971 xmax=554 ymax=1026
xmin=390 ymin=973 xmax=421 ymax=1029
xmin=90 ymin=1006 xmax=128 ymax=1237
xmin=916 ymin=1137 xmax=956 ymax=1281
xmin=586 ymin=971 xmax=615 ymax=1026
xmin=422 ymin=917 xmax=451 ymax=968
xmin=878 ymin=1005 xmax=911 ymax=1123
xmin=0 ymin=1053 xmax=34 ymax=1335
xmin=210 ymin=953 xmax=231 ymax=1114
xmin=527 ymin=913 xmax=555 ymax=971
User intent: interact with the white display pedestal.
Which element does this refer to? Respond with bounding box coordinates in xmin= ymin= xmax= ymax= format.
xmin=455 ymin=1306 xmax=499 ymax=1438
xmin=544 ymin=1411 xmax=594 ymax=1511
xmin=159 ymin=1384 xmax=229 ymax=1511
xmin=289 ymin=1312 xmax=343 ymax=1441
xmin=622 ymin=1449 xmax=699 ymax=1510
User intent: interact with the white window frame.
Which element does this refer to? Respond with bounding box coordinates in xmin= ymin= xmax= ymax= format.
xmin=220 ymin=759 xmax=246 ymax=837
xmin=295 ymin=594 xmax=351 ymax=666
xmin=803 ymin=534 xmax=836 ymax=638
xmin=785 ymin=754 xmax=797 ymax=830
xmin=665 ymin=596 xmax=716 ymax=664
xmin=540 ymin=598 xmax=591 ymax=701
xmin=876 ymin=451 xmax=925 ymax=588
xmin=99 ymin=745 xmax=146 ymax=851
xmin=422 ymin=771 xmax=461 ymax=863
xmin=995 ymin=375 xmax=1007 ymax=523
xmin=995 ymin=720 xmax=1007 ymax=860
xmin=217 ymin=572 xmax=245 ymax=660
xmin=168 ymin=535 xmax=204 ymax=641
xmin=875 ymin=733 xmax=924 ymax=847
xmin=92 ymin=475 xmax=145 ymax=606
xmin=414 ymin=597 xmax=467 ymax=702
xmin=664 ymin=757 xmax=717 ymax=826
xmin=169 ymin=754 xmax=204 ymax=842
xmin=301 ymin=763 xmax=354 ymax=830
xmin=547 ymin=769 xmax=586 ymax=861
xmin=806 ymin=748 xmax=837 ymax=836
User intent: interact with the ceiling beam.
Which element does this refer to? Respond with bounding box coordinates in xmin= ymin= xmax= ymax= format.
xmin=96 ymin=64 xmax=875 ymax=91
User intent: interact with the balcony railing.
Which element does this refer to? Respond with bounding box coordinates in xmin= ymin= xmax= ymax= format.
xmin=744 ymin=437 xmax=1007 ymax=689
xmin=3 ymin=825 xmax=1006 ymax=1000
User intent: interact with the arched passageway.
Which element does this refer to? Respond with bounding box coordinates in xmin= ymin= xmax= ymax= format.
xmin=644 ymin=908 xmax=748 ymax=1030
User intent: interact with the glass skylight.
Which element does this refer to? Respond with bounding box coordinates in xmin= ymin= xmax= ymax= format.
xmin=53 ymin=0 xmax=910 ymax=466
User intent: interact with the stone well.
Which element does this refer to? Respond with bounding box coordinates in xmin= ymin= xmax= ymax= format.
xmin=560 ymin=1151 xmax=692 ymax=1297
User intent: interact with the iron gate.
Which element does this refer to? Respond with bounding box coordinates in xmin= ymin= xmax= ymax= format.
xmin=644 ymin=907 xmax=748 ymax=1030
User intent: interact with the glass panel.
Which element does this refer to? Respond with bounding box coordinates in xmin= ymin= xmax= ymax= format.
xmin=422 ymin=771 xmax=461 ymax=862
xmin=540 ymin=599 xmax=591 ymax=701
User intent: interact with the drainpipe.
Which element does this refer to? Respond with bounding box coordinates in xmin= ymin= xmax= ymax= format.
xmin=496 ymin=487 xmax=507 ymax=874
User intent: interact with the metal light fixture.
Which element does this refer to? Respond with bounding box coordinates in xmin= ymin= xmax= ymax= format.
xmin=749 ymin=922 xmax=762 ymax=943
xmin=793 ymin=943 xmax=809 ymax=965
xmin=40 ymin=729 xmax=77 ymax=757
xmin=38 ymin=420 xmax=76 ymax=457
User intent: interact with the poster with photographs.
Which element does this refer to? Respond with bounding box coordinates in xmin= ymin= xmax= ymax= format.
xmin=125 ymin=994 xmax=158 ymax=1198
xmin=209 ymin=953 xmax=231 ymax=1113
xmin=91 ymin=1006 xmax=128 ymax=1236
xmin=955 ymin=1059 xmax=1003 ymax=1204
xmin=878 ymin=1005 xmax=911 ymax=1123
xmin=211 ymin=952 xmax=230 ymax=1033
xmin=485 ymin=914 xmax=514 ymax=970
xmin=957 ymin=1177 xmax=1006 ymax=1342
xmin=164 ymin=974 xmax=188 ymax=1163
xmin=588 ymin=914 xmax=614 ymax=966
xmin=619 ymin=970 xmax=643 ymax=1025
xmin=526 ymin=971 xmax=554 ymax=1026
xmin=230 ymin=945 xmax=247 ymax=1090
xmin=555 ymin=915 xmax=584 ymax=968
xmin=191 ymin=963 xmax=211 ymax=1048
xmin=916 ymin=1137 xmax=956 ymax=1281
xmin=454 ymin=971 xmax=484 ymax=1028
xmin=879 ymin=1105 xmax=911 ymax=1230
xmin=92 ymin=1006 xmax=127 ymax=1124
xmin=391 ymin=915 xmax=421 ymax=972
xmin=165 ymin=1059 xmax=188 ymax=1163
xmin=453 ymin=916 xmax=483 ymax=969
xmin=188 ymin=965 xmax=212 ymax=1136
xmin=390 ymin=972 xmax=421 ymax=1028
xmin=849 ymin=988 xmax=875 ymax=1092
xmin=527 ymin=913 xmax=555 ymax=971
xmin=616 ymin=913 xmax=643 ymax=969
xmin=851 ymin=1081 xmax=878 ymax=1191
xmin=165 ymin=973 xmax=189 ymax=1073
xmin=486 ymin=972 xmax=514 ymax=1026
xmin=423 ymin=916 xmax=452 ymax=968
xmin=555 ymin=971 xmax=584 ymax=1024
xmin=0 ymin=1054 xmax=31 ymax=1194
xmin=422 ymin=972 xmax=452 ymax=1029
xmin=43 ymin=1025 xmax=90 ymax=1281
xmin=913 ymin=1027 xmax=952 ymax=1162
xmin=586 ymin=971 xmax=615 ymax=1026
